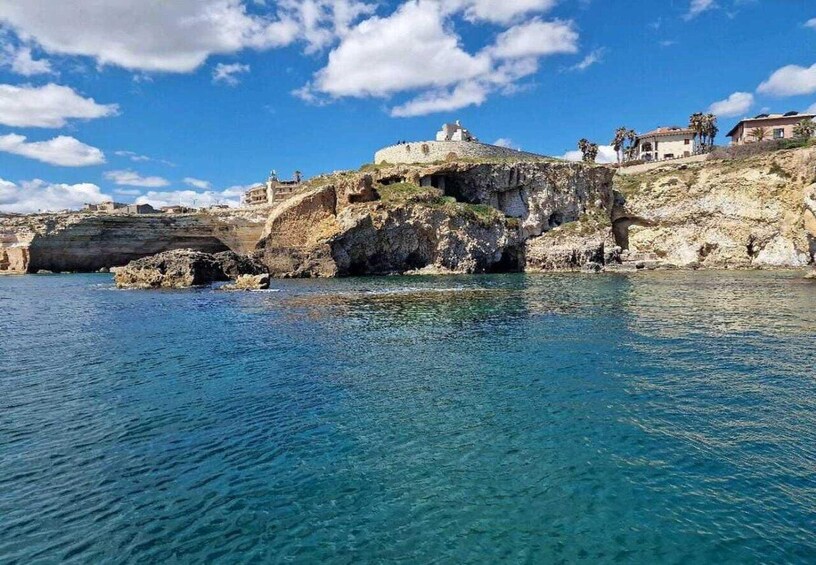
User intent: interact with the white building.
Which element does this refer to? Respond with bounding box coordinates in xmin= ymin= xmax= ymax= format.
xmin=635 ymin=127 xmax=697 ymax=162
xmin=436 ymin=120 xmax=477 ymax=142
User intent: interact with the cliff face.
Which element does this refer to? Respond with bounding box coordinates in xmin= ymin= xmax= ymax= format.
xmin=257 ymin=161 xmax=615 ymax=277
xmin=0 ymin=209 xmax=269 ymax=274
xmin=612 ymin=148 xmax=816 ymax=269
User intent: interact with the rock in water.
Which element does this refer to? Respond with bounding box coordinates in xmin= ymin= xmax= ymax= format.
xmin=114 ymin=249 xmax=230 ymax=289
xmin=221 ymin=274 xmax=271 ymax=291
xmin=212 ymin=251 xmax=266 ymax=279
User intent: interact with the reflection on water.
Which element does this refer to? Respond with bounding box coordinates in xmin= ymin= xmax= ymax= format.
xmin=0 ymin=271 xmax=815 ymax=563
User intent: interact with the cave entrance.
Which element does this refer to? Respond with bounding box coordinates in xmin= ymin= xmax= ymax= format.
xmin=419 ymin=175 xmax=447 ymax=191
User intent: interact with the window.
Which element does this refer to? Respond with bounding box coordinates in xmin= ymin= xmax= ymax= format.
xmin=684 ymin=139 xmax=690 ymax=145
xmin=773 ymin=128 xmax=784 ymax=139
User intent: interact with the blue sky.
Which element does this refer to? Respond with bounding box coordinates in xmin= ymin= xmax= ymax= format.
xmin=0 ymin=0 xmax=814 ymax=212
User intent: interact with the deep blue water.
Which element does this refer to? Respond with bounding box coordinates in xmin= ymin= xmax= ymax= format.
xmin=1 ymin=271 xmax=815 ymax=564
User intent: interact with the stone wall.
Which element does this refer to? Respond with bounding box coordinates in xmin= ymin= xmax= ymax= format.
xmin=374 ymin=141 xmax=547 ymax=165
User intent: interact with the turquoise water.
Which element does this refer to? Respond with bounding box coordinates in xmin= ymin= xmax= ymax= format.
xmin=1 ymin=272 xmax=815 ymax=563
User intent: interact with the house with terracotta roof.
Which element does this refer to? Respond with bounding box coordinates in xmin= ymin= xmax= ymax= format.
xmin=634 ymin=126 xmax=697 ymax=162
xmin=725 ymin=112 xmax=815 ymax=145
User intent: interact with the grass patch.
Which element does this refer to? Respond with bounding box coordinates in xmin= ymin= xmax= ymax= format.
xmin=376 ymin=182 xmax=438 ymax=203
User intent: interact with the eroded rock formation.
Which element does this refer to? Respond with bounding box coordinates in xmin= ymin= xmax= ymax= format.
xmin=114 ymin=249 xmax=266 ymax=289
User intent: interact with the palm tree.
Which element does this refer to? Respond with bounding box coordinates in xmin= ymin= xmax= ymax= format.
xmin=793 ymin=119 xmax=816 ymax=140
xmin=611 ymin=127 xmax=628 ymax=164
xmin=586 ymin=142 xmax=599 ymax=163
xmin=750 ymin=127 xmax=769 ymax=142
xmin=688 ymin=112 xmax=705 ymax=150
xmin=703 ymin=113 xmax=719 ymax=151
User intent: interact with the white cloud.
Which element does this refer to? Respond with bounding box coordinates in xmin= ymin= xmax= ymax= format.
xmin=311 ymin=1 xmax=490 ymax=98
xmin=568 ymin=48 xmax=605 ymax=72
xmin=213 ymin=62 xmax=250 ymax=85
xmin=303 ymin=1 xmax=579 ymax=116
xmin=114 ymin=151 xmax=174 ymax=166
xmin=104 ymin=170 xmax=170 ymax=188
xmin=684 ymin=0 xmax=716 ymax=20
xmin=562 ymin=144 xmax=617 ymax=164
xmin=805 ymin=18 xmax=816 ymax=30
xmin=0 ymin=83 xmax=118 ymax=128
xmin=708 ymin=91 xmax=754 ymax=117
xmin=0 ymin=134 xmax=105 ymax=166
xmin=0 ymin=177 xmax=110 ymax=213
xmin=757 ymin=63 xmax=816 ymax=97
xmin=807 ymin=102 xmax=816 ymax=114
xmin=493 ymin=138 xmax=518 ymax=149
xmin=0 ymin=0 xmax=375 ymax=73
xmin=184 ymin=177 xmax=213 ymax=190
xmin=1 ymin=44 xmax=53 ymax=76
xmin=490 ymin=19 xmax=578 ymax=60
xmin=135 ymin=185 xmax=248 ymax=208
xmin=443 ymin=0 xmax=558 ymax=25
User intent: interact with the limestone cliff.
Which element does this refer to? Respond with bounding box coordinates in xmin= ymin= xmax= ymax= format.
xmin=612 ymin=148 xmax=816 ymax=269
xmin=0 ymin=208 xmax=269 ymax=274
xmin=257 ymin=161 xmax=615 ymax=277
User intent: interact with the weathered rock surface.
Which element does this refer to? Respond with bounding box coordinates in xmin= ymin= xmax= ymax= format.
xmin=0 ymin=208 xmax=269 ymax=275
xmin=525 ymin=225 xmax=619 ymax=272
xmin=257 ymin=161 xmax=615 ymax=277
xmin=612 ymin=149 xmax=816 ymax=269
xmin=114 ymin=249 xmax=229 ymax=289
xmin=221 ymin=273 xmax=271 ymax=291
xmin=114 ymin=249 xmax=267 ymax=289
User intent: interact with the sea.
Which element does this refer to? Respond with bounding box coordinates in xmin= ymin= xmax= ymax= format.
xmin=1 ymin=271 xmax=815 ymax=563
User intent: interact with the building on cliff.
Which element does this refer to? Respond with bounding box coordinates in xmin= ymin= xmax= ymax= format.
xmin=374 ymin=121 xmax=547 ymax=165
xmin=634 ymin=127 xmax=697 ymax=162
xmin=83 ymin=201 xmax=158 ymax=214
xmin=726 ymin=112 xmax=816 ymax=145
xmin=242 ymin=171 xmax=302 ymax=207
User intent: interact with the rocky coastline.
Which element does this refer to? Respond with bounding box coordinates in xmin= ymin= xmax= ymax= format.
xmin=2 ymin=148 xmax=815 ymax=284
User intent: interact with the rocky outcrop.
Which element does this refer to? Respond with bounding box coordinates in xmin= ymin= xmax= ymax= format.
xmin=611 ymin=149 xmax=816 ymax=269
xmin=114 ymin=249 xmax=230 ymax=289
xmin=257 ymin=161 xmax=615 ymax=277
xmin=0 ymin=208 xmax=268 ymax=275
xmin=525 ymin=224 xmax=619 ymax=272
xmin=114 ymin=249 xmax=266 ymax=289
xmin=220 ymin=274 xmax=271 ymax=291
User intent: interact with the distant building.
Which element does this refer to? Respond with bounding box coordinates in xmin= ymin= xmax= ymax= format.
xmin=124 ymin=204 xmax=158 ymax=214
xmin=242 ymin=171 xmax=303 ymax=207
xmin=84 ymin=201 xmax=127 ymax=212
xmin=436 ymin=120 xmax=477 ymax=142
xmin=726 ymin=112 xmax=816 ymax=145
xmin=635 ymin=127 xmax=697 ymax=162
xmin=161 ymin=205 xmax=194 ymax=214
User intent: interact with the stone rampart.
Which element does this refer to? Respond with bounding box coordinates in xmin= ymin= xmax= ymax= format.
xmin=374 ymin=141 xmax=547 ymax=165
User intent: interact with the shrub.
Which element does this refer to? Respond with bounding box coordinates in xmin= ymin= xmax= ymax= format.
xmin=709 ymin=138 xmax=814 ymax=161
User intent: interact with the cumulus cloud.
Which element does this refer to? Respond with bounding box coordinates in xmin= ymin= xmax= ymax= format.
xmin=0 ymin=177 xmax=110 ymax=213
xmin=0 ymin=0 xmax=375 ymax=73
xmin=562 ymin=144 xmax=617 ymax=164
xmin=302 ymin=1 xmax=579 ymax=116
xmin=104 ymin=170 xmax=170 ymax=188
xmin=114 ymin=151 xmax=174 ymax=166
xmin=757 ymin=63 xmax=816 ymax=97
xmin=805 ymin=18 xmax=816 ymax=30
xmin=135 ymin=185 xmax=248 ymax=208
xmin=183 ymin=177 xmax=213 ymax=190
xmin=212 ymin=62 xmax=250 ymax=85
xmin=807 ymin=102 xmax=816 ymax=114
xmin=489 ymin=19 xmax=578 ymax=59
xmin=684 ymin=0 xmax=716 ymax=20
xmin=0 ymin=134 xmax=105 ymax=166
xmin=443 ymin=0 xmax=558 ymax=24
xmin=708 ymin=91 xmax=754 ymax=117
xmin=1 ymin=44 xmax=53 ymax=76
xmin=0 ymin=83 xmax=118 ymax=128
xmin=493 ymin=138 xmax=518 ymax=149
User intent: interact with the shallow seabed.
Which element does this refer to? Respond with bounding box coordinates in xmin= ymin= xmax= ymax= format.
xmin=1 ymin=271 xmax=815 ymax=564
